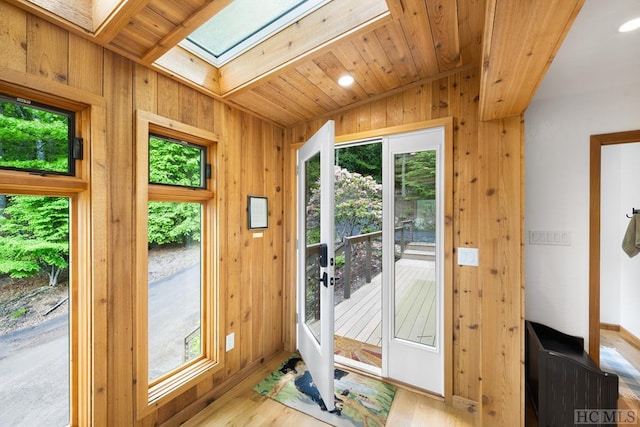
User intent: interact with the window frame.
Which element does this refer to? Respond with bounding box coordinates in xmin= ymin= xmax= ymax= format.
xmin=0 ymin=76 xmax=105 ymax=426
xmin=134 ymin=110 xmax=221 ymax=418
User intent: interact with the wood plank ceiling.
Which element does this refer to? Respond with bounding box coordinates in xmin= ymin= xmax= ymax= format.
xmin=6 ymin=0 xmax=583 ymax=127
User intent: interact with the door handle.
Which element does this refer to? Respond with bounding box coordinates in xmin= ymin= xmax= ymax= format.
xmin=318 ymin=272 xmax=334 ymax=288
xmin=318 ymin=272 xmax=328 ymax=288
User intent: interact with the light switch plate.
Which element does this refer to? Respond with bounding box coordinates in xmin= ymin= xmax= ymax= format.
xmin=458 ymin=247 xmax=479 ymax=266
xmin=226 ymin=333 xmax=235 ymax=352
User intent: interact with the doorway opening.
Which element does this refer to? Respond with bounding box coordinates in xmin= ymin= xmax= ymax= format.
xmin=331 ymin=125 xmax=450 ymax=395
xmin=589 ymin=130 xmax=640 ymax=366
xmin=295 ymin=119 xmax=452 ymax=397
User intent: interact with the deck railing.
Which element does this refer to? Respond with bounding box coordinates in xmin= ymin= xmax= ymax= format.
xmin=305 ymin=222 xmax=413 ymax=303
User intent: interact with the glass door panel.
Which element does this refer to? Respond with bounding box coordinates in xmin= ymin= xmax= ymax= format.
xmin=393 ymin=151 xmax=438 ymax=347
xmin=303 ymin=152 xmax=321 ymax=342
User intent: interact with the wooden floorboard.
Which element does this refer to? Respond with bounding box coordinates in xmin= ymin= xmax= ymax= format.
xmin=183 ymin=351 xmax=477 ymax=427
xmin=335 ymin=257 xmax=436 ymax=347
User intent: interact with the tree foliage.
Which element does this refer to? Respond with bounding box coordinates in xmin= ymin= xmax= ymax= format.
xmin=0 ymin=100 xmax=69 ymax=173
xmin=147 ymin=201 xmax=201 ymax=246
xmin=148 ymin=136 xmax=203 ymax=188
xmin=0 ymin=105 xmax=206 ymax=286
xmin=147 ymin=136 xmax=204 ymax=247
xmin=0 ymin=196 xmax=69 ymax=286
xmin=335 ymin=143 xmax=382 ymax=183
xmin=307 ymin=166 xmax=382 ymax=243
xmin=395 ymin=150 xmax=436 ymax=200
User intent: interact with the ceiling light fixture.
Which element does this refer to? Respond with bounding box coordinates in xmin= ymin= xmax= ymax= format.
xmin=338 ymin=75 xmax=354 ymax=87
xmin=619 ymin=17 xmax=640 ymax=32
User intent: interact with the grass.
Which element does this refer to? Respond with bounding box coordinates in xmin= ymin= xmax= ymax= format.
xmin=10 ymin=307 xmax=28 ymax=318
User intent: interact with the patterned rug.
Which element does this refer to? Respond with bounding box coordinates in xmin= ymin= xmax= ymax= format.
xmin=254 ymin=353 xmax=396 ymax=426
xmin=335 ymin=335 xmax=382 ymax=369
xmin=600 ymin=345 xmax=640 ymax=400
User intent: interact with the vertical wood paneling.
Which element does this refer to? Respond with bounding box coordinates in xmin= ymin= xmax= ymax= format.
xmin=2 ymin=7 xmax=287 ymax=425
xmin=68 ymin=34 xmax=103 ymax=95
xmin=478 ymin=116 xmax=524 ymax=426
xmin=133 ymin=63 xmax=158 ymax=113
xmin=285 ymin=67 xmax=525 ymax=425
xmin=179 ymin=84 xmax=198 ymax=127
xmin=450 ymin=67 xmax=482 ymax=406
xmin=431 ymin=78 xmax=450 ymax=119
xmin=247 ymin=115 xmax=264 ymax=363
xmin=223 ymin=104 xmax=244 ymax=376
xmin=103 ymin=50 xmax=135 ymax=426
xmin=385 ymin=92 xmax=404 ymax=126
xmin=26 ymin=15 xmax=69 ymax=84
xmin=88 ymin=103 xmax=109 ymax=427
xmin=0 ymin=2 xmax=27 ymax=71
xmin=268 ymin=124 xmax=284 ymax=354
xmin=157 ymin=74 xmax=180 ymax=119
xmin=370 ymin=98 xmax=388 ymax=129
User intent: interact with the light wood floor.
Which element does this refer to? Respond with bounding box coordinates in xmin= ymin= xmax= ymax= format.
xmin=184 ymin=351 xmax=476 ymax=427
xmin=601 ymin=329 xmax=640 ymax=412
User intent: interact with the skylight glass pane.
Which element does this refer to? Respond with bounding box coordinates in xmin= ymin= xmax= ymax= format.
xmin=184 ymin=0 xmax=328 ymax=65
xmin=188 ymin=0 xmax=305 ymax=57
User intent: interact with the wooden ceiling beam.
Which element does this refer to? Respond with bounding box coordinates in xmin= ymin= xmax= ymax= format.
xmin=93 ymin=0 xmax=151 ymax=43
xmin=479 ymin=0 xmax=584 ymax=121
xmin=141 ymin=0 xmax=234 ymax=65
xmin=153 ymin=45 xmax=221 ymax=95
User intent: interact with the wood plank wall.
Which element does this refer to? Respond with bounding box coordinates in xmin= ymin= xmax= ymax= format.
xmin=0 ymin=2 xmax=285 ymax=425
xmin=1 ymin=0 xmax=525 ymax=425
xmin=285 ymin=68 xmax=525 ymax=426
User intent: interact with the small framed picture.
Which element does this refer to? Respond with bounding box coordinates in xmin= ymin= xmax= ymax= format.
xmin=248 ymin=195 xmax=268 ymax=229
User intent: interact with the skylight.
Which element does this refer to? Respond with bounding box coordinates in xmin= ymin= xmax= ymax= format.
xmin=182 ymin=0 xmax=331 ymax=67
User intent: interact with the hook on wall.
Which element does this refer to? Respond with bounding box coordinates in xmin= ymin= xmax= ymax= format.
xmin=626 ymin=208 xmax=640 ymax=218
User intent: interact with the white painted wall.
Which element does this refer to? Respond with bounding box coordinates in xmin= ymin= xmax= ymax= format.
xmin=525 ymin=83 xmax=640 ymax=350
xmin=600 ymin=145 xmax=621 ymax=326
xmin=619 ymin=143 xmax=640 ymax=339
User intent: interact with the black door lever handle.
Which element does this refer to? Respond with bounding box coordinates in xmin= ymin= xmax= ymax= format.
xmin=318 ymin=272 xmax=328 ymax=288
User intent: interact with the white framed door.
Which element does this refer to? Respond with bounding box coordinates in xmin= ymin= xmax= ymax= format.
xmin=382 ymin=126 xmax=446 ymax=395
xmin=296 ymin=120 xmax=336 ymax=411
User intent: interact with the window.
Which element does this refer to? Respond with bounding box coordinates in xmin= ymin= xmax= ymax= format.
xmin=0 ymin=89 xmax=91 ymax=425
xmin=181 ymin=0 xmax=330 ymax=66
xmin=135 ymin=111 xmax=220 ymax=415
xmin=0 ymin=93 xmax=77 ymax=175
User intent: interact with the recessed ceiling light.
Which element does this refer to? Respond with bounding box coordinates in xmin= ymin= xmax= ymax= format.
xmin=619 ymin=17 xmax=640 ymax=32
xmin=338 ymin=75 xmax=354 ymax=87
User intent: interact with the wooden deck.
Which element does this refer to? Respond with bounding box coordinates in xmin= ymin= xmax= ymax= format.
xmin=335 ymin=257 xmax=437 ymax=347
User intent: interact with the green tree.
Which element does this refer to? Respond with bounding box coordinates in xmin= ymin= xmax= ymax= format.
xmin=0 ymin=100 xmax=69 ymax=173
xmin=147 ymin=136 xmax=204 ymax=247
xmin=396 ymin=150 xmax=436 ymax=200
xmin=149 ymin=136 xmax=203 ymax=188
xmin=307 ymin=166 xmax=382 ymax=242
xmin=335 ymin=143 xmax=382 ymax=183
xmin=0 ymin=195 xmax=69 ymax=286
xmin=147 ymin=201 xmax=201 ymax=246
